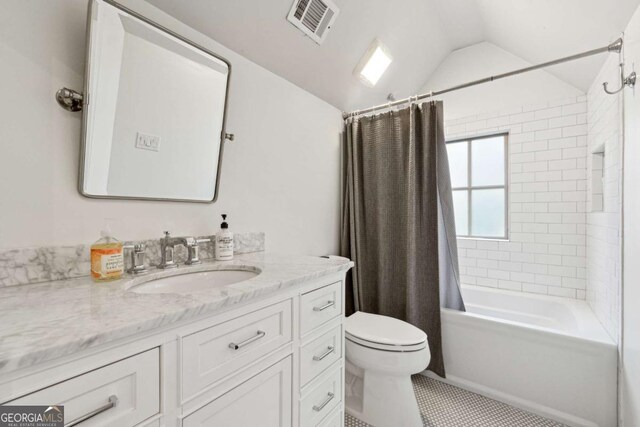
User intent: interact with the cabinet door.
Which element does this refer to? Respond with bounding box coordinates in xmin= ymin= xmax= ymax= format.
xmin=183 ymin=356 xmax=292 ymax=427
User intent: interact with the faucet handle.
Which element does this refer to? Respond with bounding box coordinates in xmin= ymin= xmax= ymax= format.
xmin=163 ymin=231 xmax=171 ymax=238
xmin=124 ymin=243 xmax=148 ymax=274
xmin=124 ymin=243 xmax=146 ymax=252
xmin=186 ymin=237 xmax=209 ymax=265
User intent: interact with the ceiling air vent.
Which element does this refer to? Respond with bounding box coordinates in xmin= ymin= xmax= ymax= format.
xmin=287 ymin=0 xmax=339 ymax=45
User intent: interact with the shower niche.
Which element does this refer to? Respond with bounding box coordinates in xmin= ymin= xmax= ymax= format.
xmin=591 ymin=149 xmax=605 ymax=212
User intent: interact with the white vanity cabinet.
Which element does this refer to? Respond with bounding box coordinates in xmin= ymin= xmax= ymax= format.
xmin=0 ymin=271 xmax=347 ymax=427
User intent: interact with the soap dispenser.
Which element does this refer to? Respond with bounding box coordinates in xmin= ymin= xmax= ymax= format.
xmin=215 ymin=214 xmax=234 ymax=261
xmin=91 ymin=226 xmax=124 ymax=282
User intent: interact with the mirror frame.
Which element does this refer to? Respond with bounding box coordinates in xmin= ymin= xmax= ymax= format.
xmin=78 ymin=0 xmax=232 ymax=203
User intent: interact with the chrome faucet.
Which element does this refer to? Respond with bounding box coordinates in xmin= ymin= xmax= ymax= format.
xmin=159 ymin=232 xmax=210 ymax=268
xmin=123 ymin=243 xmax=148 ymax=274
xmin=185 ymin=238 xmax=211 ymax=265
xmin=159 ymin=231 xmax=189 ymax=269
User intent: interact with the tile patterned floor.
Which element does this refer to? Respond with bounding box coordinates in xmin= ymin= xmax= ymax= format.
xmin=345 ymin=375 xmax=565 ymax=427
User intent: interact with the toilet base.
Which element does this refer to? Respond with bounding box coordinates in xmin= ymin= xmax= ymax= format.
xmin=345 ymin=363 xmax=423 ymax=427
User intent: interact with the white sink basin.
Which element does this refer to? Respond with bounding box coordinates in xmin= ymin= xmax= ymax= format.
xmin=128 ymin=269 xmax=259 ymax=294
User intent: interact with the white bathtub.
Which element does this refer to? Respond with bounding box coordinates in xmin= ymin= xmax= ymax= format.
xmin=426 ymin=285 xmax=617 ymax=427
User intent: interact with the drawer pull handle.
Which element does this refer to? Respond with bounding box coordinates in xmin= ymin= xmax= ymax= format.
xmin=229 ymin=330 xmax=266 ymax=350
xmin=313 ymin=346 xmax=335 ymax=361
xmin=313 ymin=301 xmax=335 ymax=312
xmin=312 ymin=392 xmax=335 ymax=412
xmin=65 ymin=395 xmax=118 ymax=427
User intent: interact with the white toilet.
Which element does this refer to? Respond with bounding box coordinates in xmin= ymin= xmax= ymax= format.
xmin=344 ymin=311 xmax=431 ymax=427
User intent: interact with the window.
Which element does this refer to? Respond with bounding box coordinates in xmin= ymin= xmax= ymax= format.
xmin=446 ymin=133 xmax=508 ymax=239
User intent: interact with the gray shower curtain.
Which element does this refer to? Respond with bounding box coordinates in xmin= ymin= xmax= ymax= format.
xmin=340 ymin=101 xmax=465 ymax=377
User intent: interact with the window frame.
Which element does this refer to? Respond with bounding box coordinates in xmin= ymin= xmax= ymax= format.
xmin=446 ymin=132 xmax=509 ymax=240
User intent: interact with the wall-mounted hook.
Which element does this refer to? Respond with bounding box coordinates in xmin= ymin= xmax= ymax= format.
xmin=55 ymin=87 xmax=84 ymax=112
xmin=224 ymin=133 xmax=235 ymax=141
xmin=603 ymin=63 xmax=636 ymax=95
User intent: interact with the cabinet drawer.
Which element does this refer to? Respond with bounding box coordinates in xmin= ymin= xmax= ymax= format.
xmin=182 ymin=299 xmax=292 ymax=400
xmin=318 ymin=408 xmax=343 ymax=427
xmin=183 ymin=356 xmax=292 ymax=427
xmin=299 ymin=365 xmax=342 ymax=427
xmin=300 ymin=325 xmax=343 ymax=387
xmin=300 ymin=282 xmax=343 ymax=336
xmin=8 ymin=348 xmax=159 ymax=427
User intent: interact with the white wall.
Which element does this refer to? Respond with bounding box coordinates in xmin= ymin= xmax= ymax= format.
xmin=0 ymin=0 xmax=343 ymax=255
xmin=420 ymin=42 xmax=584 ymax=120
xmin=622 ymin=4 xmax=640 ymax=425
xmin=445 ymin=96 xmax=589 ymax=299
xmin=585 ymin=55 xmax=623 ymax=341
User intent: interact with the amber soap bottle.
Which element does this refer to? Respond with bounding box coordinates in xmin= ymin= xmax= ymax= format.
xmin=91 ymin=229 xmax=124 ymax=282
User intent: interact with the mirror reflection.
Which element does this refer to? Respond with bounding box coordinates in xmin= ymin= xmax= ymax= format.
xmin=81 ymin=0 xmax=230 ymax=202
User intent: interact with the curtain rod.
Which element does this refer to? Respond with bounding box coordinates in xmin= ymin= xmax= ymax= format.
xmin=343 ymin=38 xmax=623 ymax=120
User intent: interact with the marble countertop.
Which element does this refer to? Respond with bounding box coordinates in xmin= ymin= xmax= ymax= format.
xmin=0 ymin=252 xmax=353 ymax=375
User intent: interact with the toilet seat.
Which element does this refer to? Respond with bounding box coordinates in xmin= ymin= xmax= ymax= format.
xmin=345 ymin=311 xmax=428 ymax=352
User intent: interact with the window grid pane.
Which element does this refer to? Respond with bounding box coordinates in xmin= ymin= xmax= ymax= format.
xmin=471 ymin=188 xmax=505 ymax=238
xmin=446 ymin=141 xmax=469 ymax=188
xmin=446 ymin=134 xmax=508 ymax=239
xmin=471 ymin=136 xmax=505 ymax=186
xmin=452 ymin=190 xmax=469 ymax=236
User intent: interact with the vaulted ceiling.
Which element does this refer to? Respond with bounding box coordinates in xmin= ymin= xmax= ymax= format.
xmin=147 ymin=0 xmax=640 ymax=112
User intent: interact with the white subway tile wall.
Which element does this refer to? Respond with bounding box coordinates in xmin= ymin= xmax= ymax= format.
xmin=585 ymin=56 xmax=622 ymax=341
xmin=445 ymin=96 xmax=588 ymax=299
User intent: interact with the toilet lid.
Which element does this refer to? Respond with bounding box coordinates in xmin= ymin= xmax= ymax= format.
xmin=345 ymin=312 xmax=427 ymax=349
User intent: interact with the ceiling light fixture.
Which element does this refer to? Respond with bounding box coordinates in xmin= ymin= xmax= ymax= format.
xmin=354 ymin=39 xmax=393 ymax=87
